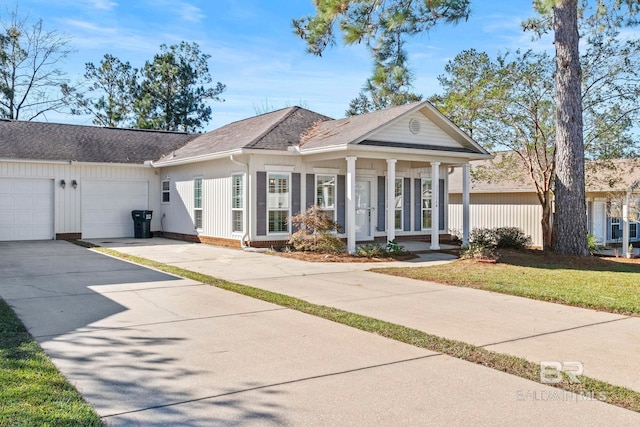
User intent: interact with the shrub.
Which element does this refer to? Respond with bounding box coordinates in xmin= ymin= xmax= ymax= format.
xmin=494 ymin=227 xmax=531 ymax=249
xmin=470 ymin=228 xmax=497 ymax=248
xmin=587 ymin=234 xmax=603 ymax=255
xmin=288 ymin=205 xmax=345 ymax=254
xmin=356 ymin=243 xmax=388 ymax=258
xmin=386 ymin=239 xmax=407 ymax=255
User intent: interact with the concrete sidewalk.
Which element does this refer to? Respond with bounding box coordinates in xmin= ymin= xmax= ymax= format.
xmin=2 ymin=240 xmax=639 ymax=425
xmin=97 ymin=238 xmax=640 ymax=395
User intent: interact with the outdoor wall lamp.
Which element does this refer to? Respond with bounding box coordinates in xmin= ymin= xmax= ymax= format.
xmin=60 ymin=179 xmax=66 ymax=189
xmin=71 ymin=180 xmax=78 ymax=189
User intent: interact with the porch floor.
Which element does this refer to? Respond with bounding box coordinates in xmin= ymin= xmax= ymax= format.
xmin=360 ymin=240 xmax=460 ymax=254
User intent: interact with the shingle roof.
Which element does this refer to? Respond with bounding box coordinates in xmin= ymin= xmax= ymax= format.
xmin=0 ymin=119 xmax=196 ymax=164
xmin=300 ymin=102 xmax=422 ymax=150
xmin=299 ymin=101 xmax=489 ymax=155
xmin=157 ymin=107 xmax=332 ymax=163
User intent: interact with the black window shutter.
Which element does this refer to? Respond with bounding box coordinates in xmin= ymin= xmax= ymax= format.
xmin=256 ymin=172 xmax=267 ymax=236
xmin=377 ymin=176 xmax=385 ymax=231
xmin=291 ymin=173 xmax=301 ymax=232
xmin=403 ymin=177 xmax=411 ymax=231
xmin=439 ymin=178 xmax=445 ymax=231
xmin=337 ymin=175 xmax=346 ymax=231
xmin=306 ymin=174 xmax=315 ymax=209
xmin=414 ymin=178 xmax=422 ymax=231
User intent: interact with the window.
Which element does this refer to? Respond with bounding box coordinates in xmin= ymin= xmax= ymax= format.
xmin=394 ymin=178 xmax=403 ymax=230
xmin=161 ymin=180 xmax=170 ymax=203
xmin=631 ymin=222 xmax=638 ymax=239
xmin=316 ymin=174 xmax=336 ymax=220
xmin=421 ymin=178 xmax=432 ymax=229
xmin=194 ymin=178 xmax=203 ymax=230
xmin=232 ymin=174 xmax=244 ymax=233
xmin=267 ymin=173 xmax=289 ymax=233
xmin=611 ymin=218 xmax=621 ymax=240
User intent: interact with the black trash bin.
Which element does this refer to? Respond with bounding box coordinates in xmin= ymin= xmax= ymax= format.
xmin=132 ymin=210 xmax=153 ymax=238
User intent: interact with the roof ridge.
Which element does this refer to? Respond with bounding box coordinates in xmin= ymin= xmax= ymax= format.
xmin=3 ymin=119 xmax=192 ymax=135
xmin=245 ymin=106 xmax=300 ymax=148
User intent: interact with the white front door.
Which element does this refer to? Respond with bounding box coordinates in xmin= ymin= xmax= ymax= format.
xmin=355 ymin=178 xmax=373 ymax=240
xmin=593 ymin=201 xmax=606 ymax=243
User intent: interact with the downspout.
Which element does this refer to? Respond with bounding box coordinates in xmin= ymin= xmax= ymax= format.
xmin=230 ymin=154 xmax=250 ymax=249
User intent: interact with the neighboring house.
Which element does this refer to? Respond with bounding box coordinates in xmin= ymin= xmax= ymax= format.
xmin=0 ymin=101 xmax=491 ymax=252
xmin=449 ymin=155 xmax=640 ymax=254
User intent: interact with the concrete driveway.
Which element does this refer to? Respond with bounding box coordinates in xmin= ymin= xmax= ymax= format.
xmin=1 ymin=240 xmax=639 ymax=426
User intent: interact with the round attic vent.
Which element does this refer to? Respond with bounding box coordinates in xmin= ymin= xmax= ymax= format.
xmin=409 ymin=118 xmax=421 ymax=134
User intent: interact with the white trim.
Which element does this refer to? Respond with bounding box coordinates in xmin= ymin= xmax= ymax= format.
xmin=386 ymin=159 xmax=397 ymax=242
xmin=161 ymin=179 xmax=171 ymax=205
xmin=0 ymin=158 xmax=152 ymax=168
xmin=315 ymin=173 xmax=337 ymax=223
xmin=346 ymin=156 xmax=357 ymax=253
xmin=419 ymin=172 xmax=432 ymax=179
xmin=313 ymin=167 xmax=340 ymax=174
xmin=266 ymin=172 xmax=291 ymax=235
xmin=356 ymin=168 xmax=376 ymax=176
xmin=264 ymin=164 xmax=296 ymax=172
xmin=384 ymin=171 xmax=407 ymax=177
xmin=431 ymin=162 xmax=440 ymax=250
xmin=462 ymin=163 xmax=470 ymax=246
xmin=193 ymin=176 xmax=203 ymax=231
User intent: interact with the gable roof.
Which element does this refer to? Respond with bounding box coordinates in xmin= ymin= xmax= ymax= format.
xmin=0 ymin=119 xmax=196 ymax=164
xmin=299 ymin=101 xmax=489 ymax=156
xmin=155 ymin=107 xmax=332 ymax=164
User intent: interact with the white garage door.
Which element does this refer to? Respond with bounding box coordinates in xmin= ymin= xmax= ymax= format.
xmin=0 ymin=178 xmax=54 ymax=241
xmin=82 ymin=180 xmax=149 ymax=239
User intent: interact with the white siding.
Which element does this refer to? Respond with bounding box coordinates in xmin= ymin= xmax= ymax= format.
xmin=449 ymin=193 xmax=543 ymax=247
xmin=0 ymin=161 xmax=158 ymax=238
xmin=159 ymin=159 xmax=243 ymax=239
xmin=369 ymin=112 xmax=463 ymax=148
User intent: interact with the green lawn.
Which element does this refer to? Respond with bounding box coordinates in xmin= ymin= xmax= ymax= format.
xmin=0 ymin=299 xmax=103 ymax=426
xmin=373 ymin=249 xmax=640 ymax=315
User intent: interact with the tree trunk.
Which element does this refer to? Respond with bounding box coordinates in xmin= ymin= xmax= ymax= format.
xmin=541 ymin=194 xmax=553 ymax=252
xmin=552 ymin=0 xmax=589 ymax=256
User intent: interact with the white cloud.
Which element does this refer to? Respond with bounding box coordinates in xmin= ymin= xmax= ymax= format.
xmin=178 ymin=3 xmax=205 ymax=23
xmin=88 ymin=0 xmax=117 ymax=11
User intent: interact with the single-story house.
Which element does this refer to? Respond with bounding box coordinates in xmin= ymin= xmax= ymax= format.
xmin=448 ymin=154 xmax=640 ymax=255
xmin=0 ymin=101 xmax=491 ymax=252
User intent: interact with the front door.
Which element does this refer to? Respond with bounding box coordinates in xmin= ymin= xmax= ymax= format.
xmin=355 ymin=178 xmax=373 ymax=240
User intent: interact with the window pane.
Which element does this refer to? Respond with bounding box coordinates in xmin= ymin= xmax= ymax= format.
xmin=162 ymin=192 xmax=170 ymax=203
xmin=316 ymin=175 xmax=335 ymax=209
xmin=422 ymin=210 xmax=432 ymax=229
xmin=268 ymin=174 xmax=289 ymax=209
xmin=162 ymin=181 xmax=170 ymax=191
xmin=395 ymin=210 xmax=402 ymax=230
xmin=268 ymin=210 xmax=288 ymax=233
xmin=422 ymin=179 xmax=432 ymax=208
xmin=232 ymin=175 xmax=243 ymax=209
xmin=232 ymin=211 xmax=243 ymax=233
xmin=630 ymin=223 xmax=637 ymax=238
xmin=194 ymin=178 xmax=202 ymax=209
xmin=194 ymin=210 xmax=202 ymax=229
xmin=394 ymin=178 xmax=403 ymax=209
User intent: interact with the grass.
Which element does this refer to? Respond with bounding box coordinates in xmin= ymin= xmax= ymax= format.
xmin=0 ymin=299 xmax=103 ymax=426
xmin=373 ymin=249 xmax=640 ymax=315
xmin=94 ymin=246 xmax=640 ymax=413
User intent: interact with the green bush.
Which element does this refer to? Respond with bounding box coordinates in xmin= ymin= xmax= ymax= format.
xmin=494 ymin=227 xmax=531 ymax=249
xmin=386 ymin=239 xmax=407 ymax=255
xmin=469 ymin=228 xmax=497 ymax=248
xmin=587 ymin=233 xmax=603 ymax=255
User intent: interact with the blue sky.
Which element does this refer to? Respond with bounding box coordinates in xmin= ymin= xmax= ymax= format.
xmin=11 ymin=1 xmax=555 ymax=130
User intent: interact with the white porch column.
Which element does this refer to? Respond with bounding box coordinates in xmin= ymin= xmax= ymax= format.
xmin=431 ymin=161 xmax=440 ymax=250
xmin=346 ymin=156 xmax=357 ymax=254
xmin=386 ymin=159 xmax=397 ymax=243
xmin=462 ymin=163 xmax=470 ymax=247
xmin=623 ymin=192 xmax=630 ymax=258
